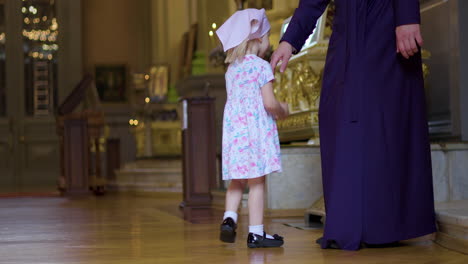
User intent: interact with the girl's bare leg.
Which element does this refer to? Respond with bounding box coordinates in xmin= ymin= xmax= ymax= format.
xmin=248 ymin=176 xmax=265 ymax=226
xmin=225 ymin=179 xmax=247 ymax=214
xmin=220 ymin=179 xmax=247 ymax=243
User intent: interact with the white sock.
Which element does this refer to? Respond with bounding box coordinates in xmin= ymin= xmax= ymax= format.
xmin=223 ymin=211 xmax=238 ymax=223
xmin=249 ymin=225 xmax=274 ymax=239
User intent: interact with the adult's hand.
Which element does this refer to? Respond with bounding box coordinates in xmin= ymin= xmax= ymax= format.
xmin=396 ymin=24 xmax=423 ymax=59
xmin=270 ymin=41 xmax=294 ymax=73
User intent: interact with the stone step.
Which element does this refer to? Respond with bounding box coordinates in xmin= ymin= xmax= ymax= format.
xmin=112 ymin=182 xmax=182 ymax=193
xmin=116 ymin=168 xmax=181 ymax=182
xmin=111 ymin=159 xmax=183 ymax=193
xmin=435 ymin=200 xmax=468 ymax=254
xmin=117 ymin=167 xmax=181 ymax=178
xmin=123 ymin=159 xmax=182 ymax=169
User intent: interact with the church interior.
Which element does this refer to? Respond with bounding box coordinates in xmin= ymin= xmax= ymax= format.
xmin=0 ymin=0 xmax=468 ymax=262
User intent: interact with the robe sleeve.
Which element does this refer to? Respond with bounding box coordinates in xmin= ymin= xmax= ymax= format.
xmin=280 ymin=0 xmax=330 ymax=53
xmin=394 ymin=0 xmax=421 ymax=27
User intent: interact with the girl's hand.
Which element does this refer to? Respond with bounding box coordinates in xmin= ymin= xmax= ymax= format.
xmin=261 ymin=82 xmax=289 ymax=119
xmin=273 ymin=102 xmax=289 ymax=120
xmin=396 ymin=24 xmax=423 ymax=59
xmin=279 ymin=102 xmax=289 ymax=119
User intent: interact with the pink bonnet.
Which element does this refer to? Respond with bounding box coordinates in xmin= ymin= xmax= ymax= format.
xmin=216 ymin=8 xmax=270 ymax=52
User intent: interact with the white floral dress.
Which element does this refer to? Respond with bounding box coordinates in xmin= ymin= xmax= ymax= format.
xmin=222 ymin=54 xmax=282 ymax=180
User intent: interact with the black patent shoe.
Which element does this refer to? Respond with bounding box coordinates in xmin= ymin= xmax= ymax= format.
xmin=220 ymin=217 xmax=237 ymax=243
xmin=247 ymin=232 xmax=284 ymax=248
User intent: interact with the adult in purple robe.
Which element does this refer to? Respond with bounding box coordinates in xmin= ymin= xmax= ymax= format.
xmin=271 ymin=0 xmax=436 ymax=250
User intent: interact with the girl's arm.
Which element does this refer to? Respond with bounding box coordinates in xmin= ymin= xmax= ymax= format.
xmin=261 ymin=82 xmax=289 ymax=119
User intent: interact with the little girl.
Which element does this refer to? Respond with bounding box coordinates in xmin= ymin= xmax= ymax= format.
xmin=216 ymin=8 xmax=289 ymax=248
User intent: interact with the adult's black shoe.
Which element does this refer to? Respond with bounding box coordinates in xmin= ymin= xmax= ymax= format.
xmin=219 ymin=217 xmax=237 ymax=243
xmin=247 ymin=232 xmax=284 ymax=248
xmin=316 ymin=237 xmax=341 ymax=249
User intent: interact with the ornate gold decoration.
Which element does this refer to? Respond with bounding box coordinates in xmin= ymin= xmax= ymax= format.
xmin=277 ymin=111 xmax=314 ymax=130
xmin=276 ymin=111 xmax=319 ymax=143
xmin=275 ymin=62 xmax=323 ymax=113
xmin=423 ymin=63 xmax=430 ymax=79
xmin=422 ymin=49 xmax=432 ymax=90
xmin=421 ymin=49 xmax=432 ymax=60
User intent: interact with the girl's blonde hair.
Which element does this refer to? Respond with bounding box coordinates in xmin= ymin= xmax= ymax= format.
xmin=225 ymin=38 xmax=260 ymax=64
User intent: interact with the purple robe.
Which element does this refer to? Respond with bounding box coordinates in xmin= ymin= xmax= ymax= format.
xmin=282 ymin=0 xmax=436 ymax=250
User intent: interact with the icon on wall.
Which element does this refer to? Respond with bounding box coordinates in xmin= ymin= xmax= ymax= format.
xmin=95 ymin=65 xmax=127 ymax=102
xmin=148 ymin=65 xmax=169 ymax=102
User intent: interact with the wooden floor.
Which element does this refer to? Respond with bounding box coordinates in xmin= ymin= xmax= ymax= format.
xmin=0 ymin=193 xmax=467 ymax=264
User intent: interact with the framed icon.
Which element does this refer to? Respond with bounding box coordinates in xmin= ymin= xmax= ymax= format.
xmin=95 ymin=64 xmax=127 ymax=102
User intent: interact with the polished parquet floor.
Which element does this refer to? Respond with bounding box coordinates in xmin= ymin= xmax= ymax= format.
xmin=0 ymin=193 xmax=467 ymax=264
